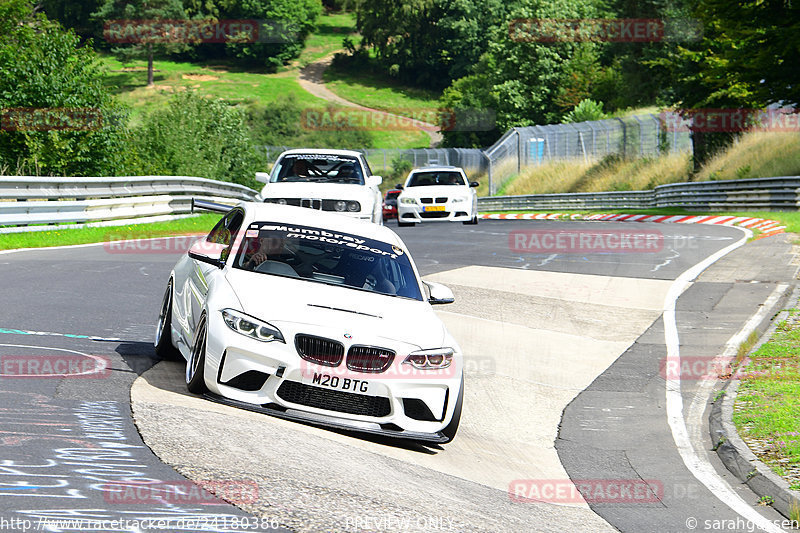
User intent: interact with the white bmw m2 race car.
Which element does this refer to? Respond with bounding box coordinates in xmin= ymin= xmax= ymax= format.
xmin=154 ymin=201 xmax=463 ymax=443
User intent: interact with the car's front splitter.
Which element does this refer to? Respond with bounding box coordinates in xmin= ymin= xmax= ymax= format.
xmin=203 ymin=392 xmax=450 ymax=444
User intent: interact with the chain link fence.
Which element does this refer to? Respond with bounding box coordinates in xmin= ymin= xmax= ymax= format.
xmin=484 ymin=114 xmax=692 ymax=194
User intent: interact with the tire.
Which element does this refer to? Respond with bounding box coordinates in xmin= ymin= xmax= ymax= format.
xmin=186 ymin=316 xmax=208 ymax=394
xmin=440 ymin=376 xmax=464 ymax=444
xmin=462 ymin=214 xmax=479 ymax=225
xmin=154 ymin=281 xmax=181 ymax=360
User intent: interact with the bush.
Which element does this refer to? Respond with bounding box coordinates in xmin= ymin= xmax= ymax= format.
xmin=563 ymin=99 xmax=606 ymax=123
xmin=0 ymin=0 xmax=128 ymax=176
xmin=126 ymin=91 xmax=264 ymax=188
xmin=246 ymin=95 xmax=373 ymax=149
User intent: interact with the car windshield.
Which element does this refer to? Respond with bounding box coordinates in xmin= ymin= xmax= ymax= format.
xmin=271 ymin=154 xmax=364 ymax=185
xmin=406 ymin=171 xmax=466 ymax=187
xmin=233 ymin=222 xmax=422 ymax=300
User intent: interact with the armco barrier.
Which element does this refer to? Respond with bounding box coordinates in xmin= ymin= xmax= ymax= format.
xmin=0 ymin=176 xmax=259 ymax=232
xmin=478 ymin=176 xmax=800 ymax=212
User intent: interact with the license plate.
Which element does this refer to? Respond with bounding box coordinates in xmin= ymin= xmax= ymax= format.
xmin=424 ymin=205 xmax=446 ymax=212
xmin=311 ymin=372 xmax=369 ymax=393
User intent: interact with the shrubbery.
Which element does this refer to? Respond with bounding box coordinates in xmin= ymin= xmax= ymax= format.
xmin=0 ymin=0 xmax=128 ymax=176
xmin=124 ymin=91 xmax=265 ymax=188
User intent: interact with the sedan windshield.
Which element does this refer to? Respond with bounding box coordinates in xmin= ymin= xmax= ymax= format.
xmin=407 ymin=171 xmax=466 ymax=187
xmin=233 ymin=222 xmax=422 ymax=300
xmin=271 ymin=154 xmax=364 ymax=184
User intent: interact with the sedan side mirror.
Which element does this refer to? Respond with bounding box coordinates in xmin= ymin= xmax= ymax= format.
xmin=470 ymin=181 xmax=479 ymax=188
xmin=395 ymin=183 xmax=404 ymax=190
xmin=367 ymin=175 xmax=383 ymax=187
xmin=423 ymin=281 xmax=455 ymax=305
xmin=256 ymin=172 xmax=270 ymax=184
xmin=188 ymin=240 xmax=226 ymax=269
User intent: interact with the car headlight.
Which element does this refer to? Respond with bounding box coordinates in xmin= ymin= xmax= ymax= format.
xmin=221 ymin=309 xmax=284 ymax=343
xmin=347 ymin=201 xmax=360 ymax=212
xmin=276 ymin=199 xmax=287 ymax=205
xmin=403 ymin=348 xmax=454 ymax=369
xmin=400 ymin=197 xmax=417 ymax=205
xmin=334 ymin=200 xmax=347 ymax=212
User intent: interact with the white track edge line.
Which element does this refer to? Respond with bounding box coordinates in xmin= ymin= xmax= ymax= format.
xmin=664 ymin=226 xmax=787 ymax=533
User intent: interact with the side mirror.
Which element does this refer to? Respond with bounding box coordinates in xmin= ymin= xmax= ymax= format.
xmin=470 ymin=181 xmax=479 ymax=188
xmin=423 ymin=281 xmax=455 ymax=305
xmin=395 ymin=183 xmax=404 ymax=190
xmin=367 ymin=175 xmax=382 ymax=187
xmin=188 ymin=240 xmax=226 ymax=269
xmin=255 ymin=172 xmax=270 ymax=184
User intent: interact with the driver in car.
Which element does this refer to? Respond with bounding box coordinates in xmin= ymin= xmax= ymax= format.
xmin=244 ymin=235 xmax=287 ymax=269
xmin=291 ymin=159 xmax=311 ymax=178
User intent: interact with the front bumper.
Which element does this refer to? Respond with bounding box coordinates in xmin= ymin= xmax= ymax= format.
xmin=397 ymin=203 xmax=473 ymax=223
xmin=203 ymin=319 xmax=462 ymax=438
xmin=204 ymin=393 xmax=451 ymax=443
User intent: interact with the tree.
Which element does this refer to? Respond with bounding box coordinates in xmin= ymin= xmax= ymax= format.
xmin=355 ymin=0 xmax=507 ymax=89
xmin=92 ymin=0 xmax=189 ymax=86
xmin=440 ymin=0 xmax=604 ymax=147
xmin=221 ymin=0 xmax=322 ymax=71
xmin=657 ymin=0 xmax=800 ymax=170
xmin=0 ymin=0 xmax=128 ymax=176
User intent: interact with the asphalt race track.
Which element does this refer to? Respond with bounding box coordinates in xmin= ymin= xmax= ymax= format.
xmin=0 ymin=219 xmax=797 ymax=533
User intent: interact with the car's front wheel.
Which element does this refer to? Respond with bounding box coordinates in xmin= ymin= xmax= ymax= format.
xmin=186 ymin=315 xmax=208 ymax=394
xmin=462 ymin=215 xmax=479 ymax=225
xmin=154 ymin=280 xmax=180 ymax=360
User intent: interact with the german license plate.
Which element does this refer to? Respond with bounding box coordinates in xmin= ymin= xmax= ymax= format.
xmin=311 ymin=372 xmax=369 ymax=393
xmin=424 ymin=205 xmax=446 ymax=212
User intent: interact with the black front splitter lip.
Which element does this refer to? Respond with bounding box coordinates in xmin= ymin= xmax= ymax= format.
xmin=202 ymin=392 xmax=449 ymax=444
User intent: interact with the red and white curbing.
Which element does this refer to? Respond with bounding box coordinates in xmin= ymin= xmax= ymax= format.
xmin=479 ymin=213 xmax=786 ymax=239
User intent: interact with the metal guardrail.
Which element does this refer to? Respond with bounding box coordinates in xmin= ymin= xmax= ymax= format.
xmin=0 ymin=176 xmax=259 ymax=232
xmin=478 ymin=176 xmax=800 ymax=212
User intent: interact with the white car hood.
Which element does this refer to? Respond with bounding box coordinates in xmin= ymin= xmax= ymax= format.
xmin=401 ymin=185 xmax=470 ymax=199
xmin=224 ymin=268 xmax=445 ymax=349
xmin=261 ymin=182 xmax=374 ymax=201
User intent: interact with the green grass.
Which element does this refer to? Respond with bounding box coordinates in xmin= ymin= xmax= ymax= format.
xmin=294 ymin=12 xmax=357 ymax=67
xmin=733 ymin=309 xmax=800 ymax=486
xmin=101 ymin=56 xmax=326 ymax=122
xmin=322 ymin=64 xmax=442 ymax=120
xmin=0 ymin=215 xmax=222 ymax=250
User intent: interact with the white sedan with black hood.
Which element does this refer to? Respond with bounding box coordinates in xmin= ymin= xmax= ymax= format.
xmin=154 ymin=200 xmax=464 ymax=443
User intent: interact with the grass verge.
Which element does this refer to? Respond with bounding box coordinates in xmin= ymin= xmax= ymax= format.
xmin=0 ymin=215 xmax=221 ymax=251
xmin=733 ymin=304 xmax=800 ymax=491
